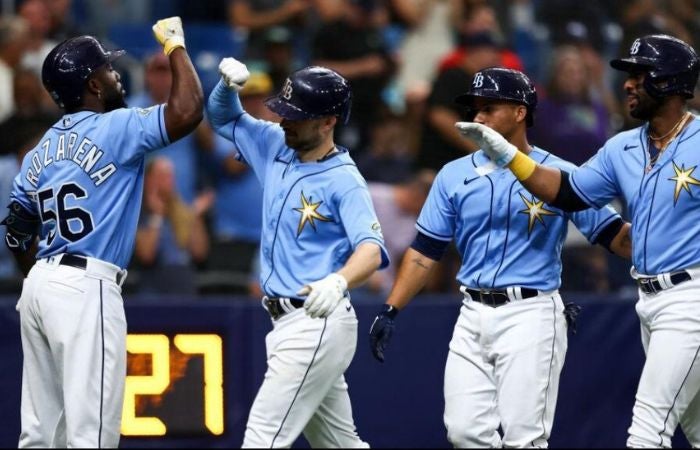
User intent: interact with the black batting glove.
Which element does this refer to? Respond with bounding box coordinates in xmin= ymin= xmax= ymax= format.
xmin=369 ymin=304 xmax=399 ymax=363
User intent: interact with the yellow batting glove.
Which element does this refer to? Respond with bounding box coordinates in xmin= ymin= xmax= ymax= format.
xmin=152 ymin=16 xmax=185 ymax=55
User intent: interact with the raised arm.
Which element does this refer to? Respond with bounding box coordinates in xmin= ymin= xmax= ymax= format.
xmin=206 ymin=58 xmax=250 ymax=138
xmin=152 ymin=17 xmax=204 ymax=142
xmin=456 ymin=122 xmax=588 ymax=210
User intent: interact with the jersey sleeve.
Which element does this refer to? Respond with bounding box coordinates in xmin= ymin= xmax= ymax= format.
xmin=8 ymin=159 xmax=38 ymax=217
xmin=108 ymin=105 xmax=170 ymax=166
xmin=228 ymin=113 xmax=282 ymax=179
xmin=415 ymin=171 xmax=455 ymax=242
xmin=567 ymin=203 xmax=621 ymax=243
xmin=337 ymin=184 xmax=390 ymax=269
xmin=569 ymin=143 xmax=621 ymax=209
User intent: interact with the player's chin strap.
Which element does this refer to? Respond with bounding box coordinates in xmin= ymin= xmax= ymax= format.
xmin=1 ymin=201 xmax=39 ymax=253
xmin=563 ymin=302 xmax=582 ymax=335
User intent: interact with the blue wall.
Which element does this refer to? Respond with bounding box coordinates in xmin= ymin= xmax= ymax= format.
xmin=0 ymin=293 xmax=690 ymax=448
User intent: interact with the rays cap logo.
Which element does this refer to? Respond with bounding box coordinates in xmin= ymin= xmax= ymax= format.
xmin=472 ymin=72 xmax=484 ymax=88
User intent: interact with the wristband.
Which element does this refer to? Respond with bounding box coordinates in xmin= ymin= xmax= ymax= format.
xmin=508 ymin=151 xmax=537 ymax=181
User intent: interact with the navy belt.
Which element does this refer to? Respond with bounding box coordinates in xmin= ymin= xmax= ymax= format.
xmin=463 ymin=287 xmax=539 ymax=307
xmin=58 ymin=254 xmax=126 ymax=285
xmin=637 ymin=271 xmax=691 ymax=295
xmin=263 ymin=296 xmax=305 ymax=320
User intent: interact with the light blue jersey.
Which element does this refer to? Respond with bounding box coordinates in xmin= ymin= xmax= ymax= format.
xmin=418 ymin=147 xmax=620 ymax=291
xmin=570 ymin=115 xmax=700 ymax=275
xmin=10 ymin=106 xmax=169 ymax=269
xmin=207 ymin=82 xmax=389 ymax=298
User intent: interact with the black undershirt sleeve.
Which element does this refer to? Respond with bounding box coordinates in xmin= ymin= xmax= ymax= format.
xmin=591 ymin=217 xmax=624 ymax=252
xmin=410 ymin=231 xmax=450 ymax=261
xmin=550 ymin=171 xmax=591 ymax=212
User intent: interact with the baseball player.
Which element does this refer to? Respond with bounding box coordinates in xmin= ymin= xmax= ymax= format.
xmin=369 ymin=68 xmax=632 ymax=448
xmin=207 ymin=59 xmax=389 ymax=448
xmin=457 ymin=35 xmax=700 ymax=448
xmin=2 ymin=19 xmax=203 ymax=448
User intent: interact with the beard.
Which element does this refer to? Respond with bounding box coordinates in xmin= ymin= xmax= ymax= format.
xmin=629 ymin=91 xmax=662 ymax=121
xmin=284 ymin=128 xmax=323 ymax=153
xmin=103 ymin=87 xmax=127 ymax=112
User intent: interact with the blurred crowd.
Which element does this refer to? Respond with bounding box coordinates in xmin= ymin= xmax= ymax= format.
xmin=1 ymin=0 xmax=699 ymax=298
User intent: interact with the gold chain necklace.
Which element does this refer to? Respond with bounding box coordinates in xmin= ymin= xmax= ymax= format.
xmin=646 ymin=112 xmax=692 ymax=172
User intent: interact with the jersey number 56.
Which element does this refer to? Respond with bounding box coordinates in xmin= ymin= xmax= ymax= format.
xmin=37 ymin=182 xmax=94 ymax=245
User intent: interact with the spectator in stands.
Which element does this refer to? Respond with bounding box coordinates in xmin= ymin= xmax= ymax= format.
xmin=228 ymin=0 xmax=314 ymax=64
xmin=0 ymin=17 xmax=30 ymax=123
xmin=260 ymin=26 xmax=299 ymax=91
xmin=367 ymin=169 xmax=435 ymax=294
xmin=18 ymin=0 xmax=59 ymax=76
xmin=0 ymin=68 xmax=59 ymax=152
xmin=389 ymin=0 xmax=457 ymax=106
xmin=204 ymin=72 xmax=269 ymax=296
xmin=128 ymin=51 xmax=205 ymax=204
xmin=415 ymin=31 xmax=501 ymax=171
xmin=312 ymin=0 xmax=395 ymax=153
xmin=529 ymin=45 xmax=611 ymax=166
xmin=44 ymin=0 xmax=82 ymax=41
xmin=134 ymin=157 xmax=212 ymax=295
xmin=356 ymin=113 xmax=415 ymax=184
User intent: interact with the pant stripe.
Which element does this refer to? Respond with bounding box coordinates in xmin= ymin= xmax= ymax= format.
xmin=658 ymin=341 xmax=700 ymax=446
xmin=98 ymin=280 xmax=104 ymax=448
xmin=536 ymin=296 xmax=557 ymax=446
xmin=270 ymin=318 xmax=328 ymax=448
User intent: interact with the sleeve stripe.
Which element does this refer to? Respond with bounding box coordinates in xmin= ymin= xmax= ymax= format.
xmin=569 ymin=174 xmax=602 ymax=209
xmin=416 ymin=222 xmax=452 ymax=241
xmin=158 ymin=105 xmax=168 ymax=146
xmin=587 ymin=213 xmax=617 ymax=242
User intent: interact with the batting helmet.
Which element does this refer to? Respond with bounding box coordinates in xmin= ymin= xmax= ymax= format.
xmin=455 ymin=67 xmax=538 ymax=127
xmin=42 ymin=35 xmax=125 ymax=109
xmin=610 ymin=34 xmax=700 ymax=99
xmin=265 ymin=66 xmax=352 ymax=124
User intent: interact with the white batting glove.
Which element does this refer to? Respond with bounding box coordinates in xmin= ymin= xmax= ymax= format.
xmin=152 ymin=16 xmax=185 ymax=55
xmin=219 ymin=58 xmax=250 ymax=92
xmin=455 ymin=122 xmax=518 ymax=167
xmin=297 ymin=273 xmax=348 ymax=319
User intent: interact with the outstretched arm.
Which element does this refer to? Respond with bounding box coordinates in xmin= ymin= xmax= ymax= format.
xmin=152 ymin=17 xmax=204 ymax=142
xmin=456 ymin=122 xmax=586 ymax=209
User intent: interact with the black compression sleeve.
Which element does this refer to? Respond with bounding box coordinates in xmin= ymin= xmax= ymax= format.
xmin=592 ymin=217 xmax=624 ymax=252
xmin=410 ymin=231 xmax=450 ymax=261
xmin=551 ymin=171 xmax=591 ymax=212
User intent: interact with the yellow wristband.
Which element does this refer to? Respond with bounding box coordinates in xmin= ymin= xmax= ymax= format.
xmin=507 ymin=151 xmax=537 ymax=181
xmin=163 ymin=37 xmax=185 ymax=55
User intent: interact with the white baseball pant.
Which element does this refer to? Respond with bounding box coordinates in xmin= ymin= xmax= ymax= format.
xmin=243 ymin=298 xmax=368 ymax=448
xmin=444 ymin=292 xmax=567 ymax=448
xmin=17 ymin=255 xmax=127 ymax=448
xmin=627 ymin=275 xmax=700 ymax=448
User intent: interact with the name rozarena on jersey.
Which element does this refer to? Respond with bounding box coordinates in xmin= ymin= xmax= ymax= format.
xmin=25 ymin=132 xmax=117 ymax=188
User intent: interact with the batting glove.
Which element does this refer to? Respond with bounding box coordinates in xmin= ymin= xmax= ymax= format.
xmin=369 ymin=304 xmax=399 ymax=363
xmin=455 ymin=122 xmax=518 ymax=167
xmin=219 ymin=58 xmax=250 ymax=92
xmin=152 ymin=16 xmax=186 ymax=55
xmin=297 ymin=273 xmax=348 ymax=319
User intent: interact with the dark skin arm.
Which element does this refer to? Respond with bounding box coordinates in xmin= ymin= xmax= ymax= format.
xmin=162 ymin=48 xmax=204 ymax=142
xmin=520 ymin=165 xmax=563 ymax=204
xmin=609 ymin=222 xmax=632 ymax=260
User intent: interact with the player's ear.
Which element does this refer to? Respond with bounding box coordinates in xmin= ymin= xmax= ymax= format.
xmin=515 ymin=105 xmax=527 ymax=125
xmin=323 ymin=116 xmax=337 ymax=132
xmin=86 ymin=76 xmax=102 ymax=99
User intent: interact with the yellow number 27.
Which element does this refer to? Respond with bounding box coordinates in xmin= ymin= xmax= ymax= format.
xmin=121 ymin=334 xmax=224 ymax=436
